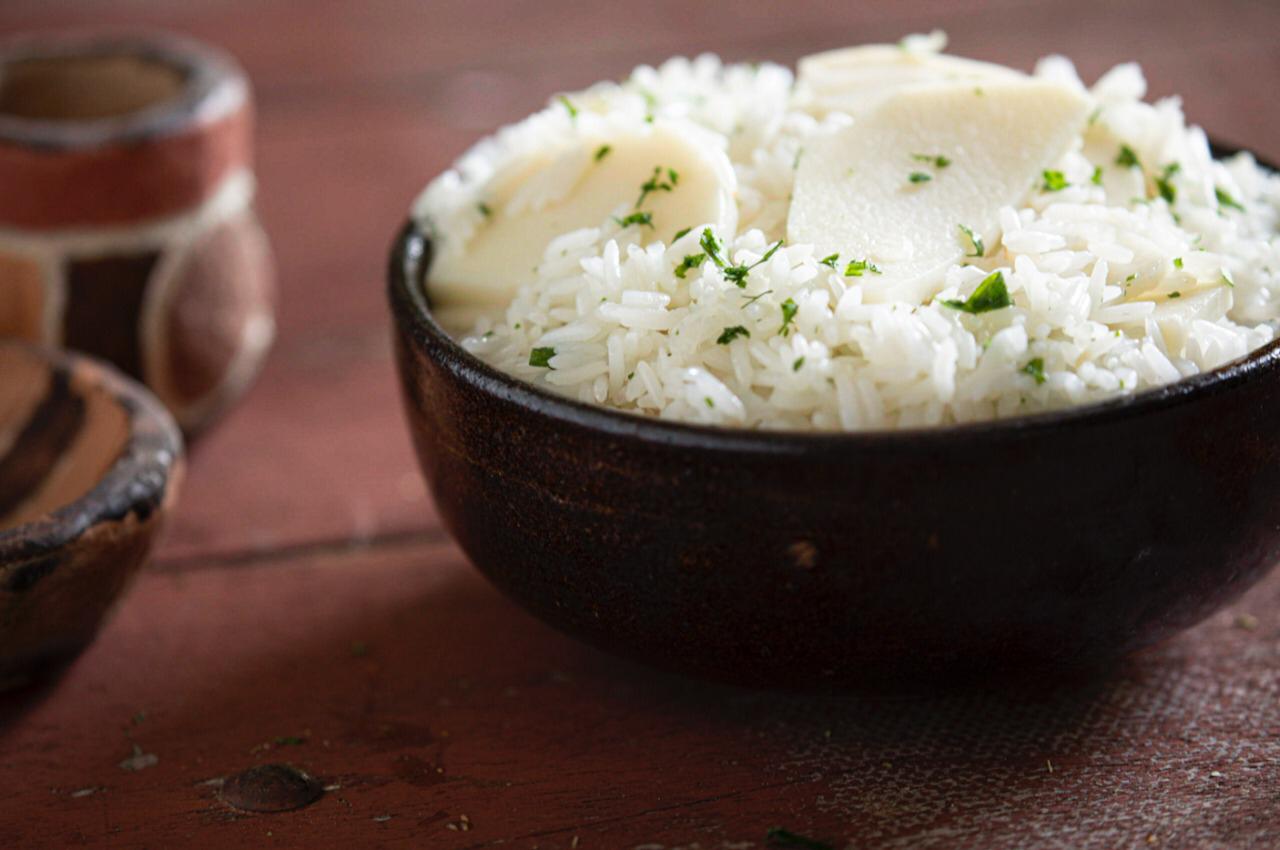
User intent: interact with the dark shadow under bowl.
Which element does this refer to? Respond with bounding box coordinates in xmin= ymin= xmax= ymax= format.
xmin=389 ymin=213 xmax=1280 ymax=689
xmin=0 ymin=343 xmax=182 ymax=691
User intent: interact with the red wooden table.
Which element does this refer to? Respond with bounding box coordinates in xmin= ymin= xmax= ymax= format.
xmin=2 ymin=2 xmax=1278 ymax=847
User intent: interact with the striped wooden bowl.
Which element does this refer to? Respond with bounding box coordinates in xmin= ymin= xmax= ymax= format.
xmin=0 ymin=342 xmax=182 ymax=691
xmin=0 ymin=32 xmax=275 ymax=437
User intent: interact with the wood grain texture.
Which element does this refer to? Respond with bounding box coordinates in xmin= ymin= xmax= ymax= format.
xmin=0 ymin=541 xmax=1275 ymax=849
xmin=0 ymin=0 xmax=1278 ymax=845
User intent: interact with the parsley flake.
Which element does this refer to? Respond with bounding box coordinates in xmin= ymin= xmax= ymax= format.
xmin=593 ymin=144 xmax=612 ymax=162
xmin=958 ymin=224 xmax=984 ymax=258
xmin=1215 ymin=187 xmax=1245 ymax=212
xmin=779 ymin=298 xmax=799 ymax=335
xmin=1222 ymin=268 xmax=1236 ymax=287
xmin=792 ymin=356 xmax=805 ymax=371
xmin=1041 ymin=170 xmax=1068 ymax=192
xmin=1116 ymin=144 xmax=1141 ymax=169
xmin=614 ymin=211 xmax=654 ymax=229
xmin=1091 ymin=166 xmax=1103 ymax=186
xmin=1022 ymin=357 xmax=1046 ymax=385
xmin=1173 ymin=257 xmax=1184 ymax=269
xmin=843 ymin=258 xmax=882 ymax=277
xmin=911 ymin=153 xmax=951 ymax=168
xmin=636 ymin=165 xmax=678 ymax=208
xmin=941 ymin=270 xmax=1012 ymax=314
xmin=716 ymin=325 xmax=750 ymax=345
xmin=818 ymin=253 xmax=841 ymax=269
xmin=558 ymin=95 xmax=578 ymax=119
xmin=675 ymin=253 xmax=707 ymax=279
xmin=908 ymin=171 xmax=933 ymax=184
xmin=673 ymin=226 xmax=693 ymax=241
xmin=528 ymin=347 xmax=555 ymax=368
xmin=1155 ymin=163 xmax=1180 ymax=205
xmin=723 ymin=240 xmax=784 ymax=288
xmin=699 ymin=228 xmax=726 ymax=268
xmin=477 ymin=202 xmax=492 ymax=218
xmin=1168 ymin=291 xmax=1181 ymax=299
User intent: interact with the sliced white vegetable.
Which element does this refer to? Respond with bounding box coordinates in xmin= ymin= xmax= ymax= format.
xmin=795 ymin=43 xmax=1025 ymax=116
xmin=428 ymin=119 xmax=737 ymax=325
xmin=787 ymin=79 xmax=1092 ymax=304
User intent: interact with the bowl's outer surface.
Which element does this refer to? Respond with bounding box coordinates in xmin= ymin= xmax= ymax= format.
xmin=390 ymin=221 xmax=1280 ymax=688
xmin=0 ymin=344 xmax=182 ymax=689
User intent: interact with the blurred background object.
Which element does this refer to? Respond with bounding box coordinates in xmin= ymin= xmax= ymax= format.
xmin=0 ymin=341 xmax=181 ymax=692
xmin=0 ymin=31 xmax=273 ymax=437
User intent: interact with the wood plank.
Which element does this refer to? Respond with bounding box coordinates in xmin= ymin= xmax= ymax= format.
xmin=155 ymin=327 xmax=438 ymax=563
xmin=0 ymin=539 xmax=1276 ymax=848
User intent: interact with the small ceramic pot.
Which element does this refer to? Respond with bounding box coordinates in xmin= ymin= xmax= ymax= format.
xmin=0 ymin=32 xmax=274 ymax=437
xmin=0 ymin=342 xmax=182 ymax=690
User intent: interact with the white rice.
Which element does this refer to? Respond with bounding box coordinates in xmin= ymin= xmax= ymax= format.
xmin=414 ymin=45 xmax=1280 ymax=431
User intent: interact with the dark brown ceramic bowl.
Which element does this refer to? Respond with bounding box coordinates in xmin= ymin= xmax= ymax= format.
xmin=0 ymin=342 xmax=182 ymax=690
xmin=390 ymin=218 xmax=1280 ymax=689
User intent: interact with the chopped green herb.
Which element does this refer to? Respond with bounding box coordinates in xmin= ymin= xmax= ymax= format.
xmin=1222 ymin=268 xmax=1236 ymax=287
xmin=911 ymin=153 xmax=952 ymax=168
xmin=593 ymin=144 xmax=612 ymax=162
xmin=1168 ymin=291 xmax=1181 ymax=298
xmin=958 ymin=224 xmax=984 ymax=258
xmin=614 ymin=211 xmax=654 ymax=229
xmin=673 ymin=226 xmax=693 ymax=241
xmin=1041 ymin=170 xmax=1068 ymax=192
xmin=723 ymin=240 xmax=784 ymax=288
xmin=1091 ymin=165 xmax=1103 ymax=186
xmin=779 ymin=298 xmax=799 ymax=335
xmin=477 ymin=202 xmax=492 ymax=218
xmin=1125 ymin=272 xmax=1138 ymax=283
xmin=941 ymin=270 xmax=1012 ymax=314
xmin=1173 ymin=257 xmax=1184 ymax=269
xmin=818 ymin=253 xmax=840 ymax=269
xmin=674 ymin=253 xmax=707 ymax=279
xmin=704 ymin=396 xmax=715 ymax=408
xmin=741 ymin=289 xmax=773 ymax=308
xmin=792 ymin=146 xmax=804 ymax=170
xmin=1155 ymin=163 xmax=1179 ymax=205
xmin=1088 ymin=106 xmax=1102 ymax=126
xmin=636 ymin=165 xmax=677 ymax=208
xmin=1116 ymin=144 xmax=1141 ymax=169
xmin=529 ymin=347 xmax=555 ymax=368
xmin=274 ymin=736 xmax=306 ymax=747
xmin=844 ymin=258 xmax=882 ymax=277
xmin=766 ymin=828 xmax=834 ymax=850
xmin=716 ymin=325 xmax=750 ymax=345
xmin=792 ymin=356 xmax=805 ymax=371
xmin=558 ymin=95 xmax=578 ymax=119
xmin=1022 ymin=357 xmax=1046 ymax=385
xmin=700 ymin=228 xmax=726 ymax=268
xmin=1215 ymin=187 xmax=1245 ymax=212
xmin=908 ymin=171 xmax=933 ymax=184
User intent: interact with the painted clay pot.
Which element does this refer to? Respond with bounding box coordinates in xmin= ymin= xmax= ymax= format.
xmin=0 ymin=342 xmax=182 ymax=691
xmin=0 ymin=33 xmax=274 ymax=437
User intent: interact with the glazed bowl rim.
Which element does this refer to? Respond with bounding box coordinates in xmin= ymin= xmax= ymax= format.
xmin=390 ymin=205 xmax=1280 ymax=452
xmin=0 ymin=342 xmax=183 ymax=563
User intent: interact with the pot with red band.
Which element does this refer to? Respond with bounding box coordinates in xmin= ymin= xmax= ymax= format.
xmin=0 ymin=33 xmax=275 ymax=437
